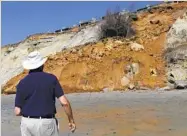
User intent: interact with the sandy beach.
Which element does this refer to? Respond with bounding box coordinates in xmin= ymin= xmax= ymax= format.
xmin=2 ymin=90 xmax=187 ymax=136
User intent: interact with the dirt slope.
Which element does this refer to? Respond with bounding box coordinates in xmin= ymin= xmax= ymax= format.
xmin=2 ymin=2 xmax=187 ymax=94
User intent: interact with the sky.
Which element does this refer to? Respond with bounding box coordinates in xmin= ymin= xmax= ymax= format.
xmin=2 ymin=1 xmax=161 ymax=46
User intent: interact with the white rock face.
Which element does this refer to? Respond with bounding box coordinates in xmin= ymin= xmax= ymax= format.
xmin=165 ymin=11 xmax=187 ymax=85
xmin=166 ymin=11 xmax=187 ymax=49
xmin=63 ymin=23 xmax=102 ymax=49
xmin=1 ymin=23 xmax=102 ymax=86
xmin=1 ymin=33 xmax=73 ymax=86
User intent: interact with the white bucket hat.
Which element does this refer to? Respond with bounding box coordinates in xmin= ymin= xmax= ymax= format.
xmin=22 ymin=51 xmax=47 ymax=70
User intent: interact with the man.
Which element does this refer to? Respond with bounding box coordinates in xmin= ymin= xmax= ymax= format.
xmin=14 ymin=51 xmax=76 ymax=136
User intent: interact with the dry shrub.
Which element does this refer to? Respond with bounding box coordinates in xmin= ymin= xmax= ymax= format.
xmin=100 ymin=8 xmax=135 ymax=39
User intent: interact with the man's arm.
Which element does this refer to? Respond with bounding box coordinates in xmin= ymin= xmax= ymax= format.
xmin=14 ymin=81 xmax=25 ymax=116
xmin=54 ymin=76 xmax=76 ymax=132
xmin=58 ymin=95 xmax=74 ymax=123
xmin=58 ymin=95 xmax=76 ymax=132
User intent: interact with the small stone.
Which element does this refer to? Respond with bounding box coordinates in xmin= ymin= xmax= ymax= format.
xmin=139 ymin=87 xmax=150 ymax=90
xmin=125 ymin=65 xmax=132 ymax=73
xmin=121 ymin=76 xmax=130 ymax=86
xmin=150 ymin=68 xmax=157 ymax=76
xmin=105 ymin=43 xmax=113 ymax=51
xmin=78 ymin=52 xmax=83 ymax=56
xmin=71 ymin=48 xmax=77 ymax=53
xmin=132 ymin=63 xmax=139 ymax=75
xmin=128 ymin=83 xmax=135 ymax=90
xmin=113 ymin=131 xmax=117 ymax=134
xmin=174 ymin=80 xmax=187 ymax=89
xmin=103 ymin=87 xmax=113 ymax=92
xmin=150 ymin=20 xmax=160 ymax=24
xmin=115 ymin=40 xmax=123 ymax=45
xmin=157 ymin=86 xmax=172 ymax=91
xmin=130 ymin=42 xmax=144 ymax=51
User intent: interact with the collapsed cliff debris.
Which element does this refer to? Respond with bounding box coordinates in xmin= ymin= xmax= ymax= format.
xmin=2 ymin=35 xmax=166 ymax=94
xmin=2 ymin=2 xmax=187 ymax=94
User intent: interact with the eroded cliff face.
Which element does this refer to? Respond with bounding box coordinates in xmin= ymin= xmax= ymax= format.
xmin=165 ymin=11 xmax=187 ymax=88
xmin=2 ymin=2 xmax=187 ymax=94
xmin=2 ymin=36 xmax=167 ymax=94
xmin=1 ymin=23 xmax=101 ymax=86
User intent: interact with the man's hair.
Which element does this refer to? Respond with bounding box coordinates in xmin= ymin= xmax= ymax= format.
xmin=29 ymin=65 xmax=44 ymax=73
